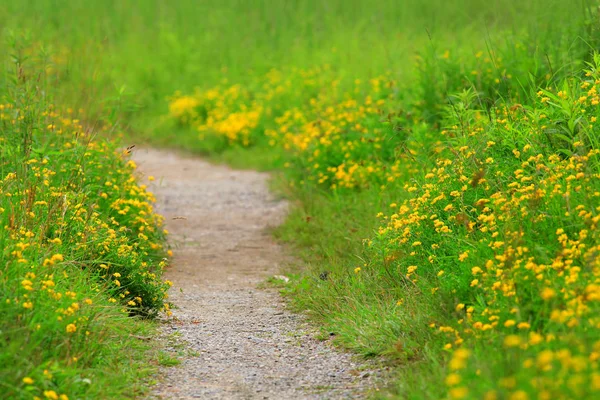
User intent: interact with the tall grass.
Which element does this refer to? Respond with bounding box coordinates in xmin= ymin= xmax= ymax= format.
xmin=0 ymin=36 xmax=170 ymax=398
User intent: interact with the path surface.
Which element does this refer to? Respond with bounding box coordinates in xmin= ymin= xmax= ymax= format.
xmin=133 ymin=148 xmax=374 ymax=400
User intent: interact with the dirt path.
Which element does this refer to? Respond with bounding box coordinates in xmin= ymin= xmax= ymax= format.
xmin=133 ymin=148 xmax=374 ymax=400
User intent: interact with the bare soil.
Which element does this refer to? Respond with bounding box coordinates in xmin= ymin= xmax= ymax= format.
xmin=133 ymin=148 xmax=376 ymax=400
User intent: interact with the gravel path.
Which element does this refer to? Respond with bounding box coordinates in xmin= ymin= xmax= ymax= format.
xmin=133 ymin=148 xmax=375 ymax=400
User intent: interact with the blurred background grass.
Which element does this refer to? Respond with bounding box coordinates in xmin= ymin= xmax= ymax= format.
xmin=1 ymin=0 xmax=596 ymax=136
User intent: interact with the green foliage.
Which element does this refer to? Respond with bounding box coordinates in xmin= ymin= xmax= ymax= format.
xmin=0 ymin=46 xmax=169 ymax=398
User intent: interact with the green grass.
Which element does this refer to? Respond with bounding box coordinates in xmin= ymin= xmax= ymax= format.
xmin=157 ymin=352 xmax=181 ymax=367
xmin=0 ymin=49 xmax=170 ymax=398
xmin=3 ymin=1 xmax=600 ymax=399
xmin=1 ymin=0 xmax=595 ymax=131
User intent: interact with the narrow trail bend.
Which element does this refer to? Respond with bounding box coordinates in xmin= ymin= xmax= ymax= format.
xmin=134 ymin=148 xmax=374 ymax=400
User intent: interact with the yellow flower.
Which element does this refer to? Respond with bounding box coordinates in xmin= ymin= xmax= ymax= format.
xmin=592 ymin=373 xmax=600 ymax=390
xmin=22 ymin=377 xmax=34 ymax=385
xmin=354 ymin=267 xmax=361 ymax=273
xmin=510 ymin=390 xmax=528 ymax=400
xmin=536 ymin=350 xmax=554 ymax=369
xmin=449 ymin=387 xmax=469 ymax=399
xmin=529 ymin=332 xmax=543 ymax=345
xmin=44 ymin=391 xmax=59 ymax=400
xmin=23 ymin=301 xmax=33 ymax=309
xmin=449 ymin=356 xmax=467 ymax=371
xmin=126 ymin=160 xmax=137 ymax=169
xmin=453 ymin=348 xmax=471 ymax=359
xmin=504 ymin=335 xmax=521 ymax=347
xmin=66 ymin=324 xmax=77 ymax=333
xmin=445 ymin=373 xmax=461 ymax=386
xmin=540 ymin=287 xmax=555 ymax=300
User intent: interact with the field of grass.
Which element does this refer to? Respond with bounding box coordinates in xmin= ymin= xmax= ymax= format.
xmin=2 ymin=0 xmax=600 ymax=398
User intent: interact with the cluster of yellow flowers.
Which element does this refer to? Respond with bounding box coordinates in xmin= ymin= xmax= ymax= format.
xmin=168 ymin=48 xmax=600 ymax=398
xmin=168 ymin=67 xmax=343 ymax=147
xmin=266 ymin=78 xmax=409 ymax=189
xmin=379 ymin=148 xmax=599 ymax=398
xmin=168 ymin=85 xmax=263 ymax=146
xmin=372 ymin=70 xmax=600 ymax=397
xmin=2 ymin=109 xmax=170 ymax=311
xmin=1 ymin=102 xmax=171 ymax=397
xmin=169 ymin=69 xmax=426 ymax=189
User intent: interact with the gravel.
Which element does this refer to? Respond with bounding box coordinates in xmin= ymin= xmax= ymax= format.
xmin=133 ymin=148 xmax=378 ymax=400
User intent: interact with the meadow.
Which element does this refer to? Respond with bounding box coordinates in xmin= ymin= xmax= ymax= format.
xmin=2 ymin=0 xmax=600 ymax=398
